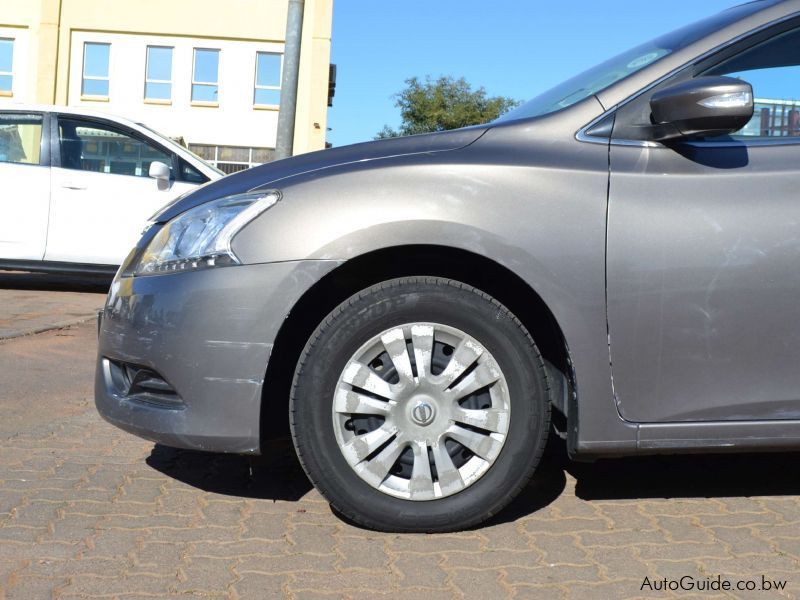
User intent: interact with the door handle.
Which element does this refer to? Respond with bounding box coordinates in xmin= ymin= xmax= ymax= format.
xmin=61 ymin=183 xmax=87 ymax=190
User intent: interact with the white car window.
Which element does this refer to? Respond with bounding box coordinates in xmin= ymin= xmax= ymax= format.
xmin=58 ymin=117 xmax=172 ymax=177
xmin=0 ymin=113 xmax=42 ymax=165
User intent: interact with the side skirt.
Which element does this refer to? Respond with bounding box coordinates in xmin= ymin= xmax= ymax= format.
xmin=0 ymin=259 xmax=118 ymax=278
xmin=573 ymin=418 xmax=800 ymax=459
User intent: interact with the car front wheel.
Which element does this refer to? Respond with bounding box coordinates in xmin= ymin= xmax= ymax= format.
xmin=290 ymin=277 xmax=550 ymax=532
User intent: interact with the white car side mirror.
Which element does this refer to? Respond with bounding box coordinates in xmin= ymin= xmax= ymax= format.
xmin=149 ymin=161 xmax=172 ymax=191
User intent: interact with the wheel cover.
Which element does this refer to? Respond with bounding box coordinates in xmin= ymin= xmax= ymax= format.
xmin=332 ymin=322 xmax=511 ymax=501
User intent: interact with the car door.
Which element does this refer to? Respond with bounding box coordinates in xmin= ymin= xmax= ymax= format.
xmin=45 ymin=115 xmax=196 ymax=265
xmin=607 ymin=21 xmax=800 ymax=423
xmin=0 ymin=111 xmax=50 ymax=261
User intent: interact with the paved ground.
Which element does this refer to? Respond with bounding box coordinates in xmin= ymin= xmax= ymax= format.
xmin=0 ymin=271 xmax=108 ymax=340
xmin=1 ymin=276 xmax=800 ymax=599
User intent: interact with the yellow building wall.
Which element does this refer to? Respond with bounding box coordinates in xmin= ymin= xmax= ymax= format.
xmin=0 ymin=0 xmax=332 ymax=154
xmin=294 ymin=0 xmax=333 ymax=154
xmin=0 ymin=1 xmax=51 ymax=103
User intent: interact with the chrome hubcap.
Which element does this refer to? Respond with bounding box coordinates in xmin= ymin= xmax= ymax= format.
xmin=410 ymin=400 xmax=436 ymax=426
xmin=332 ymin=323 xmax=511 ymax=501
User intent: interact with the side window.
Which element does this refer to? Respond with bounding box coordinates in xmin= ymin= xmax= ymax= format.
xmin=178 ymin=157 xmax=208 ymax=184
xmin=58 ymin=118 xmax=172 ymax=177
xmin=703 ymin=27 xmax=800 ymax=138
xmin=612 ymin=24 xmax=800 ymax=142
xmin=0 ymin=113 xmax=43 ymax=165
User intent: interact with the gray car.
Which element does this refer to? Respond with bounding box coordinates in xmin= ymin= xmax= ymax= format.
xmin=96 ymin=0 xmax=800 ymax=532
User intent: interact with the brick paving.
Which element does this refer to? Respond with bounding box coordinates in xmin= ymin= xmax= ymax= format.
xmin=1 ymin=288 xmax=800 ymax=598
xmin=0 ymin=271 xmax=107 ymax=340
xmin=2 ymin=389 xmax=800 ymax=599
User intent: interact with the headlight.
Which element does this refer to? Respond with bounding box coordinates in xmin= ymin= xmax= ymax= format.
xmin=133 ymin=190 xmax=280 ymax=275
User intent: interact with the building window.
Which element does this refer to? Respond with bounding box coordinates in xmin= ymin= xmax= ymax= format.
xmin=82 ymin=42 xmax=110 ymax=97
xmin=0 ymin=38 xmax=13 ymax=94
xmin=192 ymin=48 xmax=219 ymax=103
xmin=145 ymin=46 xmax=173 ymax=101
xmin=189 ymin=143 xmax=274 ymax=174
xmin=254 ymin=52 xmax=282 ymax=106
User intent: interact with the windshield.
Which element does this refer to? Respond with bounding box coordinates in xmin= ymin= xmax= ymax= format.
xmin=497 ymin=2 xmax=767 ymax=122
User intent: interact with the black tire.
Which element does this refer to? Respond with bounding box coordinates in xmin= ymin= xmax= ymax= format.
xmin=289 ymin=277 xmax=551 ymax=532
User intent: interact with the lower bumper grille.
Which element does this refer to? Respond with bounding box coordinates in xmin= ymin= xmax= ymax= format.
xmin=104 ymin=358 xmax=184 ymax=409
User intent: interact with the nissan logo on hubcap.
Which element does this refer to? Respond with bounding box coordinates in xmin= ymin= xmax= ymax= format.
xmin=411 ymin=401 xmax=435 ymax=426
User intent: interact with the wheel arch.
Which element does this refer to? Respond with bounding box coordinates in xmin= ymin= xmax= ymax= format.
xmin=259 ymin=244 xmax=576 ymax=447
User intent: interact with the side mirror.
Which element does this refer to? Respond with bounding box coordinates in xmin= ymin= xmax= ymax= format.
xmin=650 ymin=76 xmax=754 ymax=142
xmin=148 ymin=161 xmax=172 ymax=191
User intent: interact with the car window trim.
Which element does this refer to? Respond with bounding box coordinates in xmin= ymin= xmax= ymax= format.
xmin=52 ymin=112 xmax=181 ymax=179
xmin=576 ymin=10 xmax=800 ymax=149
xmin=48 ymin=110 xmax=59 ymax=166
xmin=40 ymin=112 xmax=51 ymax=167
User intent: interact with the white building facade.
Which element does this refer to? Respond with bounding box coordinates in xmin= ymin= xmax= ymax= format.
xmin=68 ymin=31 xmax=286 ymax=172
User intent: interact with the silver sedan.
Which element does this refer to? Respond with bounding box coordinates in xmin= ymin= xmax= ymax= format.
xmin=96 ymin=0 xmax=800 ymax=532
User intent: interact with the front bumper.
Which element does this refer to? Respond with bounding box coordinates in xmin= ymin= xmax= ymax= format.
xmin=94 ymin=260 xmax=341 ymax=454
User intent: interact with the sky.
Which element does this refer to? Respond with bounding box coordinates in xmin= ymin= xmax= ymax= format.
xmin=327 ymin=0 xmax=744 ymax=147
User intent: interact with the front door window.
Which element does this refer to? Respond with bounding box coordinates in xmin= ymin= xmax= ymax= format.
xmin=58 ymin=118 xmax=172 ymax=177
xmin=703 ymin=26 xmax=800 ymax=139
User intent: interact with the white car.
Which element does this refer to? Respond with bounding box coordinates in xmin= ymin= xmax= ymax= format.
xmin=0 ymin=105 xmax=222 ymax=275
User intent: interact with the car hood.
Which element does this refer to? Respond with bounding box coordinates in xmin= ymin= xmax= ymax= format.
xmin=154 ymin=125 xmax=490 ymax=222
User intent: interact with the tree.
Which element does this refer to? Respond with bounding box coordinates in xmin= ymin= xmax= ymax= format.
xmin=376 ymin=76 xmax=519 ymax=139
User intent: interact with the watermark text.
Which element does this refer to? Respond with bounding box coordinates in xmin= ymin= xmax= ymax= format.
xmin=641 ymin=574 xmax=786 ymax=593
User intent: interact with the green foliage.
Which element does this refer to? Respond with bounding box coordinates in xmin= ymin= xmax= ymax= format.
xmin=376 ymin=76 xmax=520 ymax=139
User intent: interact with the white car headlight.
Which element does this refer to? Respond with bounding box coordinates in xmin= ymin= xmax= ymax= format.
xmin=134 ymin=191 xmax=280 ymax=275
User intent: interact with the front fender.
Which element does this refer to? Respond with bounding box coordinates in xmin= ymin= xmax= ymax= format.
xmin=230 ymin=142 xmax=630 ymax=456
xmin=231 ymin=146 xmax=601 ymax=369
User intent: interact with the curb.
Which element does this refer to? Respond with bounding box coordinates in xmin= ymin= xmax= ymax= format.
xmin=0 ymin=316 xmax=97 ymax=342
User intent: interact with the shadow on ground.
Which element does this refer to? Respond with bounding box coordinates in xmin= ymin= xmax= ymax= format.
xmin=147 ymin=432 xmax=800 ymax=525
xmin=0 ymin=270 xmax=110 ymax=293
xmin=568 ymin=450 xmax=800 ymax=501
xmin=148 ymin=435 xmax=800 ymax=527
xmin=146 ymin=439 xmax=313 ymax=502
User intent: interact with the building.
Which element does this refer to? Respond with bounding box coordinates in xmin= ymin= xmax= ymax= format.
xmin=744 ymin=98 xmax=800 ymax=138
xmin=0 ymin=0 xmax=334 ymax=172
